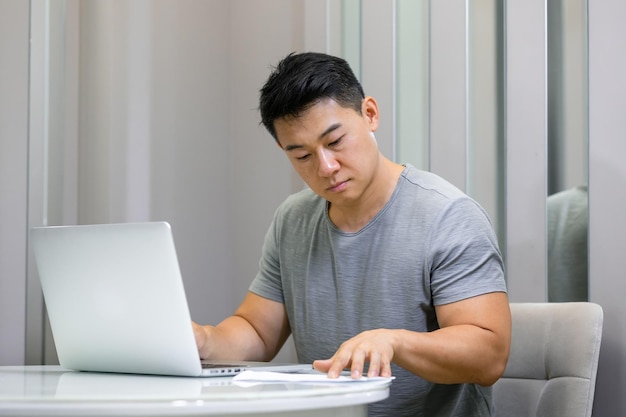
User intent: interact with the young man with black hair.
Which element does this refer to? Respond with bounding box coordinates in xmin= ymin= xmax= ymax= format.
xmin=194 ymin=52 xmax=511 ymax=416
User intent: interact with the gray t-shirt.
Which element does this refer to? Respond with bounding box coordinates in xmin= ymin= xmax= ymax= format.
xmin=250 ymin=164 xmax=507 ymax=416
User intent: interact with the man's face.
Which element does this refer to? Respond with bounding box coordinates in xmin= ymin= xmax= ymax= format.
xmin=274 ymin=97 xmax=380 ymax=207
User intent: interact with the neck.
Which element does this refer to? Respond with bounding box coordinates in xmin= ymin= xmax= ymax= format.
xmin=329 ymin=159 xmax=405 ymax=233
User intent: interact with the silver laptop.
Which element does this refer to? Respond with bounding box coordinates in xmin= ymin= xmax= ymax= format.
xmin=30 ymin=221 xmax=311 ymax=377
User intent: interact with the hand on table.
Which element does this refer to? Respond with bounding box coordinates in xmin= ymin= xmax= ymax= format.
xmin=313 ymin=329 xmax=396 ymax=379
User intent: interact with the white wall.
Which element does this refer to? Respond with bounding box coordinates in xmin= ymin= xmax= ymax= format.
xmin=0 ymin=0 xmax=29 ymax=366
xmin=227 ymin=0 xmax=304 ymax=308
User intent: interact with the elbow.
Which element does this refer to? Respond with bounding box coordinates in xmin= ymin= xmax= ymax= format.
xmin=479 ymin=323 xmax=512 ymax=386
xmin=478 ymin=361 xmax=507 ymax=387
xmin=477 ymin=349 xmax=510 ymax=387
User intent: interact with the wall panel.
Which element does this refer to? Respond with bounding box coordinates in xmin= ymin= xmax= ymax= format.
xmin=588 ymin=0 xmax=626 ymax=414
xmin=360 ymin=0 xmax=396 ymax=159
xmin=504 ymin=0 xmax=548 ymax=301
xmin=429 ymin=0 xmax=468 ymax=191
xmin=0 ymin=0 xmax=29 ymax=365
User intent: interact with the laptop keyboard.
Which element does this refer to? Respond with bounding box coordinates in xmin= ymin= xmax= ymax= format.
xmin=201 ymin=363 xmax=249 ymax=369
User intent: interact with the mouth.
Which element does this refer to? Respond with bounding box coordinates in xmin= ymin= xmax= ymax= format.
xmin=327 ymin=180 xmax=349 ymax=192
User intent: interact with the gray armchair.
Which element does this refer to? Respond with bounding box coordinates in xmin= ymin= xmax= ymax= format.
xmin=493 ymin=302 xmax=603 ymax=417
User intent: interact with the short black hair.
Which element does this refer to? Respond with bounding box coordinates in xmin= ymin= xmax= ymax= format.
xmin=259 ymin=52 xmax=365 ymax=141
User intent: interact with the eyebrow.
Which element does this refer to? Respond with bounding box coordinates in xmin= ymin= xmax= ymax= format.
xmin=284 ymin=123 xmax=342 ymax=152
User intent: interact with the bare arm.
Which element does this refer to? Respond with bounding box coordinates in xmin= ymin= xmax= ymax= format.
xmin=193 ymin=292 xmax=291 ymax=361
xmin=314 ymin=292 xmax=511 ymax=386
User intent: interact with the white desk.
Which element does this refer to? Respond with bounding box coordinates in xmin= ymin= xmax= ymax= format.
xmin=0 ymin=366 xmax=390 ymax=416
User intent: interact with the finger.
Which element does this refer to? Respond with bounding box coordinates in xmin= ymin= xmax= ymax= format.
xmin=367 ymin=351 xmax=381 ymax=377
xmin=327 ymin=350 xmax=352 ymax=379
xmin=380 ymin=357 xmax=393 ymax=377
xmin=312 ymin=359 xmax=332 ymax=373
xmin=349 ymin=348 xmax=366 ymax=379
xmin=314 ymin=357 xmax=348 ymax=378
xmin=380 ymin=362 xmax=391 ymax=378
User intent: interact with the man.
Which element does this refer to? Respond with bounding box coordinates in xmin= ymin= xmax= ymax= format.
xmin=194 ymin=52 xmax=511 ymax=416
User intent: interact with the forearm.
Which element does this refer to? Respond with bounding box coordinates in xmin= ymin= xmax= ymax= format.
xmin=197 ymin=315 xmax=270 ymax=361
xmin=392 ymin=325 xmax=509 ymax=386
xmin=195 ymin=292 xmax=291 ymax=362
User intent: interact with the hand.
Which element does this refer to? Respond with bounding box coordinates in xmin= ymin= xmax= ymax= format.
xmin=313 ymin=329 xmax=396 ymax=379
xmin=192 ymin=321 xmax=211 ymax=359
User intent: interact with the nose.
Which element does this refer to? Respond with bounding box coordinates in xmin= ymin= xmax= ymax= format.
xmin=317 ymin=148 xmax=340 ymax=177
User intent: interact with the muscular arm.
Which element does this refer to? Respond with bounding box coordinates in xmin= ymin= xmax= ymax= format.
xmin=194 ymin=292 xmax=291 ymax=362
xmin=314 ymin=291 xmax=511 ymax=386
xmin=395 ymin=291 xmax=511 ymax=385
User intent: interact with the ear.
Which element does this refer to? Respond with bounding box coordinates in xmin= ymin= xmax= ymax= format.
xmin=362 ymin=96 xmax=380 ymax=132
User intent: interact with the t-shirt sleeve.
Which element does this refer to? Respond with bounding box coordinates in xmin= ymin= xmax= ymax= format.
xmin=249 ymin=211 xmax=286 ymax=304
xmin=428 ymin=197 xmax=507 ymax=306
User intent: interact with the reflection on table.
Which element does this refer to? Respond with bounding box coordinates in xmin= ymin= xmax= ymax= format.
xmin=0 ymin=366 xmax=390 ymax=416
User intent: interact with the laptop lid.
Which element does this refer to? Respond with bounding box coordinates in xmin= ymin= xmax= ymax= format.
xmin=30 ymin=222 xmax=310 ymax=377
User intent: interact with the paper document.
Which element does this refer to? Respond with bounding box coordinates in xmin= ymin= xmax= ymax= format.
xmin=232 ymin=370 xmax=394 ymax=385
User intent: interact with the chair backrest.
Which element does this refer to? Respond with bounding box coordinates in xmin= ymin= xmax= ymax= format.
xmin=493 ymin=302 xmax=603 ymax=417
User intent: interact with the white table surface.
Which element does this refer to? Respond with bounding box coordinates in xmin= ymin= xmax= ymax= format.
xmin=0 ymin=366 xmax=391 ymax=416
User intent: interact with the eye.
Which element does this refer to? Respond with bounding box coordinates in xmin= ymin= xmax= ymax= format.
xmin=328 ymin=137 xmax=343 ymax=147
xmin=296 ymin=154 xmax=311 ymax=161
